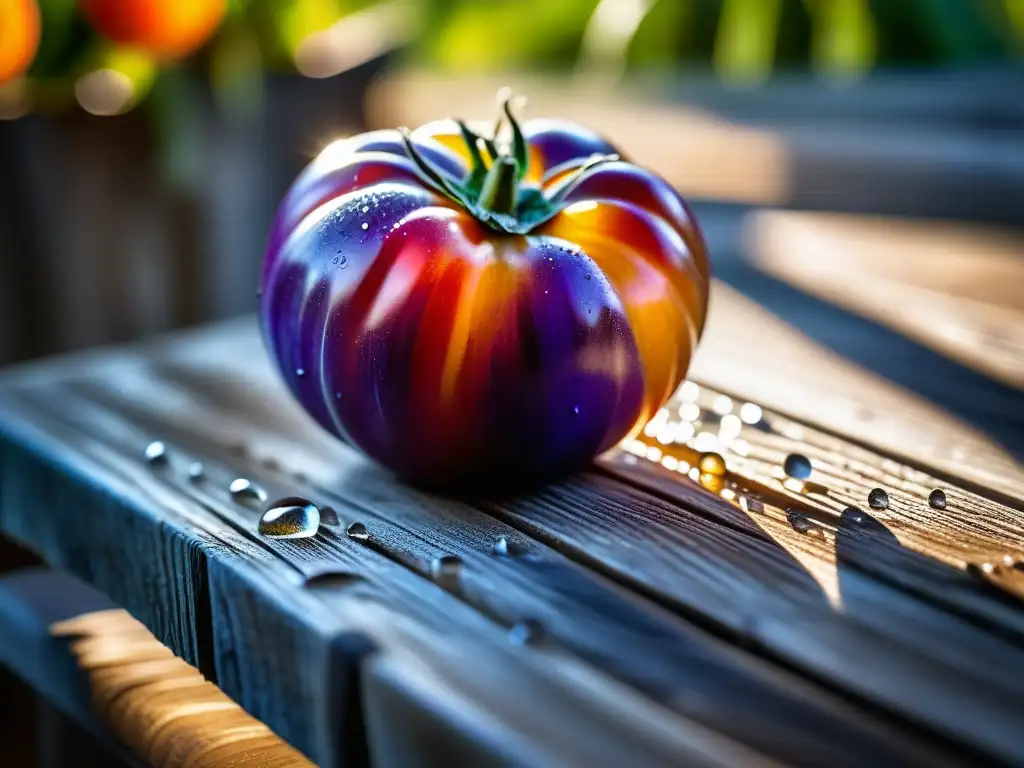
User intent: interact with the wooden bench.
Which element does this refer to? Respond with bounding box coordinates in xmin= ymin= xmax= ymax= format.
xmin=1 ymin=274 xmax=1023 ymax=766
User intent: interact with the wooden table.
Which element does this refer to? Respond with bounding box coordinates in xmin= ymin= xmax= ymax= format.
xmin=2 ymin=266 xmax=1024 ymax=766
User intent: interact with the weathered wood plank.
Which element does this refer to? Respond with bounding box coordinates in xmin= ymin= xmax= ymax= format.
xmin=0 ymin=355 xmax=953 ymax=766
xmin=692 ymin=283 xmax=1024 ymax=501
xmin=747 ymin=211 xmax=1024 ymax=390
xmin=0 ymin=347 xmax=802 ymax=766
xmin=3 ymin=315 xmax=1023 ymax=763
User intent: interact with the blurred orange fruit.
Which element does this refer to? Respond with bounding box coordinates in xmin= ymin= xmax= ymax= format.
xmin=0 ymin=0 xmax=41 ymax=84
xmin=80 ymin=0 xmax=226 ymax=60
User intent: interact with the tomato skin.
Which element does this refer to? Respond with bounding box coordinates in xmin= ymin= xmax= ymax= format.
xmin=79 ymin=0 xmax=225 ymax=60
xmin=0 ymin=0 xmax=41 ymax=85
xmin=261 ymin=120 xmax=709 ymax=486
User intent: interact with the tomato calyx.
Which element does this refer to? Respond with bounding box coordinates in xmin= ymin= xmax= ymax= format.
xmin=399 ymin=92 xmax=619 ymax=235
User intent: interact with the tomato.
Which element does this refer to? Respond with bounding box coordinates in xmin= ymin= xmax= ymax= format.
xmin=79 ymin=0 xmax=225 ymax=60
xmin=0 ymin=0 xmax=41 ymax=85
xmin=260 ymin=96 xmax=709 ymax=486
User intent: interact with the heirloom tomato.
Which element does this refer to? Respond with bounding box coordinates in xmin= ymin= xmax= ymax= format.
xmin=0 ymin=0 xmax=40 ymax=85
xmin=79 ymin=0 xmax=225 ymax=60
xmin=260 ymin=96 xmax=709 ymax=486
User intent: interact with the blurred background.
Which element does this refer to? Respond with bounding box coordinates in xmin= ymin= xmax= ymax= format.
xmin=1 ymin=0 xmax=1023 ymax=442
xmin=2 ymin=3 xmax=1024 ymax=762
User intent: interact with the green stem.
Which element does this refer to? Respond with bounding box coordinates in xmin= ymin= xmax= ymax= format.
xmin=477 ymin=157 xmax=519 ymax=215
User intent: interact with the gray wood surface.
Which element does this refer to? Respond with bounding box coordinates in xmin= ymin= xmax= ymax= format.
xmin=1 ymin=313 xmax=1023 ymax=766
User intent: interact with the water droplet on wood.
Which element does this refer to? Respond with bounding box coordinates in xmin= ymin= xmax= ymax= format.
xmin=698 ymin=452 xmax=726 ymax=476
xmin=867 ymin=488 xmax=889 ymax=510
xmin=347 ymin=521 xmax=369 ymax=540
xmin=144 ymin=441 xmax=167 ymax=465
xmin=784 ymin=453 xmax=812 ymax=480
xmin=259 ymin=498 xmax=320 ymax=539
xmin=698 ymin=472 xmax=725 ymax=493
xmin=431 ymin=554 xmax=462 ymax=589
xmin=843 ymin=506 xmax=867 ymax=525
xmin=508 ymin=619 xmax=544 ymax=646
xmin=493 ymin=536 xmax=510 ymax=556
xmin=319 ymin=506 xmax=340 ymax=526
xmin=928 ymin=489 xmax=947 ymax=510
xmin=187 ymin=462 xmax=204 ymax=481
xmin=788 ymin=510 xmax=813 ymax=533
xmin=304 ymin=570 xmax=362 ymax=589
xmin=229 ymin=478 xmax=266 ymax=504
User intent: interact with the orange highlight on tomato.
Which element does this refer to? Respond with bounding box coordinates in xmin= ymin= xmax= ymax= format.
xmin=0 ymin=0 xmax=41 ymax=85
xmin=80 ymin=0 xmax=226 ymax=60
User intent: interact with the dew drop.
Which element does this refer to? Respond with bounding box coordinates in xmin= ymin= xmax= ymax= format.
xmin=347 ymin=521 xmax=369 ymax=540
xmin=229 ymin=478 xmax=266 ymax=504
xmin=296 ymin=368 xmax=305 ymax=378
xmin=739 ymin=403 xmax=763 ymax=425
xmin=843 ymin=506 xmax=867 ymax=525
xmin=788 ymin=511 xmax=813 ymax=533
xmin=783 ymin=453 xmax=812 ymax=480
xmin=699 ymin=472 xmax=725 ymax=493
xmin=305 ymin=570 xmax=362 ymax=589
xmin=571 ymin=404 xmax=580 ymax=417
xmin=431 ymin=554 xmax=462 ymax=588
xmin=187 ymin=462 xmax=204 ymax=481
xmin=319 ymin=506 xmax=340 ymax=527
xmin=361 ymin=205 xmax=369 ymax=213
xmin=493 ymin=536 xmax=510 ymax=556
xmin=508 ymin=619 xmax=544 ymax=646
xmin=928 ymin=489 xmax=947 ymax=510
xmin=867 ymin=488 xmax=889 ymax=510
xmin=259 ymin=497 xmax=320 ymax=539
xmin=332 ymin=256 xmax=339 ymax=265
xmin=698 ymin=452 xmax=727 ymax=476
xmin=361 ymin=222 xmax=368 ymax=231
xmin=144 ymin=441 xmax=167 ymax=465
xmin=585 ymin=274 xmax=591 ymax=281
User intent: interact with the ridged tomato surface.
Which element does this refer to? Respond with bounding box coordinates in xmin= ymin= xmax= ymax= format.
xmin=261 ymin=117 xmax=709 ymax=486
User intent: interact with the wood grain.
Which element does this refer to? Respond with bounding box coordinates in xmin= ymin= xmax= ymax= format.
xmin=2 ymin=313 xmax=1023 ymax=764
xmin=3 ymin=358 xmax=946 ymax=766
xmin=51 ymin=608 xmax=314 ymax=768
xmin=746 ymin=211 xmax=1024 ymax=389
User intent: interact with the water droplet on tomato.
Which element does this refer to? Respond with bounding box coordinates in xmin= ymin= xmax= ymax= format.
xmin=296 ymin=368 xmax=305 ymax=377
xmin=144 ymin=441 xmax=167 ymax=465
xmin=361 ymin=205 xmax=369 ymax=213
xmin=571 ymin=404 xmax=580 ymax=417
xmin=361 ymin=222 xmax=368 ymax=231
xmin=259 ymin=497 xmax=320 ymax=539
xmin=928 ymin=489 xmax=947 ymax=509
xmin=585 ymin=274 xmax=591 ymax=280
